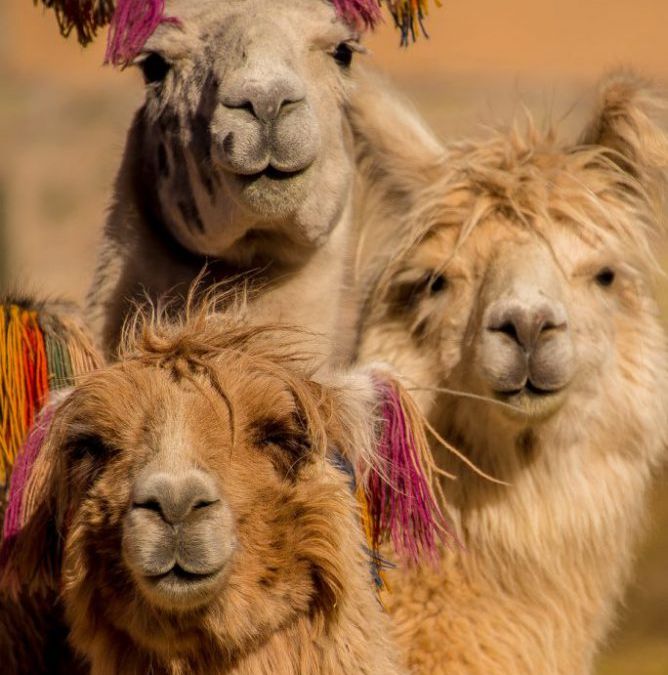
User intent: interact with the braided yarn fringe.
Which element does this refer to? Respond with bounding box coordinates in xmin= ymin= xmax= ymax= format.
xmin=0 ymin=304 xmax=99 ymax=492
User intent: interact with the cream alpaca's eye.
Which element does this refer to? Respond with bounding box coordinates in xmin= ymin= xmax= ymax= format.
xmin=595 ymin=267 xmax=616 ymax=287
xmin=139 ymin=53 xmax=171 ymax=85
xmin=332 ymin=42 xmax=354 ymax=68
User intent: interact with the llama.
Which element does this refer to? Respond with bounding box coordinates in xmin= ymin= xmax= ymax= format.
xmin=0 ymin=297 xmax=456 ymax=674
xmin=355 ymin=72 xmax=668 ymax=673
xmin=83 ymin=0 xmax=441 ymax=361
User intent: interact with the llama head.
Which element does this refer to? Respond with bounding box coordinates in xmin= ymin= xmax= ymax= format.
xmin=126 ymin=0 xmax=370 ymax=265
xmin=361 ymin=72 xmax=668 ymax=455
xmin=0 ymin=303 xmax=409 ymax=661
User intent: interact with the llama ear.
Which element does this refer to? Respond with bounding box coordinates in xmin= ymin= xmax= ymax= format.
xmin=0 ymin=396 xmax=73 ymax=597
xmin=580 ymin=71 xmax=668 ymax=187
xmin=350 ymin=66 xmax=444 ymax=193
xmin=317 ymin=365 xmax=454 ymax=564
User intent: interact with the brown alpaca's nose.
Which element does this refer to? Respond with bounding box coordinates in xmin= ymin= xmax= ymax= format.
xmin=223 ymin=78 xmax=306 ymax=123
xmin=486 ymin=301 xmax=567 ymax=352
xmin=131 ymin=469 xmax=220 ymax=525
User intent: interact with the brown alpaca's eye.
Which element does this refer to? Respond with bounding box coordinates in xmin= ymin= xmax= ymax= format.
xmin=429 ymin=274 xmax=448 ymax=294
xmin=595 ymin=267 xmax=616 ymax=287
xmin=139 ymin=53 xmax=170 ymax=85
xmin=332 ymin=42 xmax=354 ymax=68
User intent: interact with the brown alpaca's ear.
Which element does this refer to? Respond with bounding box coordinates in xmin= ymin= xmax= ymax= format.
xmin=0 ymin=396 xmax=75 ymax=598
xmin=580 ymin=71 xmax=668 ymax=187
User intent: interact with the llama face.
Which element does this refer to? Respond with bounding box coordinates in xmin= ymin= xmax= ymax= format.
xmin=135 ymin=0 xmax=359 ymax=262
xmin=368 ymin=128 xmax=666 ymax=433
xmin=28 ymin=349 xmax=362 ymax=657
xmin=386 ymin=214 xmax=650 ymax=423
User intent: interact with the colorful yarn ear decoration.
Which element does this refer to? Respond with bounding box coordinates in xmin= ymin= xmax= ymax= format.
xmin=332 ymin=0 xmax=383 ymax=30
xmin=2 ymin=404 xmax=56 ymax=546
xmin=0 ymin=301 xmax=100 ymax=494
xmin=35 ymin=0 xmax=116 ymax=45
xmin=365 ymin=376 xmax=453 ymax=563
xmin=105 ymin=0 xmax=179 ymax=66
xmin=387 ymin=0 xmax=441 ymax=45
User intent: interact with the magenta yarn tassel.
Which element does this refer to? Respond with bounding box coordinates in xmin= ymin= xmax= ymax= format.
xmin=2 ymin=405 xmax=56 ymax=544
xmin=367 ymin=378 xmax=451 ymax=563
xmin=332 ymin=0 xmax=383 ymax=29
xmin=104 ymin=0 xmax=177 ymax=66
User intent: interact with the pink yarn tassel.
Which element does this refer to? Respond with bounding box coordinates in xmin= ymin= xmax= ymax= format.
xmin=332 ymin=0 xmax=383 ymax=29
xmin=367 ymin=377 xmax=451 ymax=563
xmin=104 ymin=0 xmax=177 ymax=66
xmin=2 ymin=405 xmax=56 ymax=543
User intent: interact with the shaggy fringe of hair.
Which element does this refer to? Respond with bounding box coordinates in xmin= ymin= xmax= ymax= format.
xmin=369 ymin=71 xmax=668 ymax=310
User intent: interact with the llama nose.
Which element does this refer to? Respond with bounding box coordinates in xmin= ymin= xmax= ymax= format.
xmin=224 ymin=80 xmax=305 ymax=123
xmin=486 ymin=300 xmax=567 ymax=352
xmin=131 ymin=469 xmax=220 ymax=525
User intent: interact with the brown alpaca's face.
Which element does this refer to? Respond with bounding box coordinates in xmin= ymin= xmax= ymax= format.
xmin=54 ymin=356 xmax=353 ymax=656
xmin=383 ymin=211 xmax=656 ymax=426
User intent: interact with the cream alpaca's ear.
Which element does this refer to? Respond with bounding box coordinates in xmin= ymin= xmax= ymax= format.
xmin=580 ymin=71 xmax=668 ymax=188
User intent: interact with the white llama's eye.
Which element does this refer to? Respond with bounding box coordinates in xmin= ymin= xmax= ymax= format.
xmin=331 ymin=42 xmax=354 ymax=68
xmin=595 ymin=267 xmax=616 ymax=287
xmin=138 ymin=52 xmax=171 ymax=85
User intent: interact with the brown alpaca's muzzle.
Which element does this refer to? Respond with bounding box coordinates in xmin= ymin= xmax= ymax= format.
xmin=122 ymin=461 xmax=236 ymax=611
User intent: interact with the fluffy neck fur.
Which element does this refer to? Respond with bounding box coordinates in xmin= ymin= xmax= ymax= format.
xmin=384 ymin=320 xmax=667 ymax=674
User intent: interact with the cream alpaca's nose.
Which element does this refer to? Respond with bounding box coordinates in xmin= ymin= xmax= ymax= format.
xmin=486 ymin=300 xmax=567 ymax=352
xmin=131 ymin=469 xmax=220 ymax=524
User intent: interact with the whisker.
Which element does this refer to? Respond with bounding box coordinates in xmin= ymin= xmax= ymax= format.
xmin=407 ymin=384 xmax=525 ymax=415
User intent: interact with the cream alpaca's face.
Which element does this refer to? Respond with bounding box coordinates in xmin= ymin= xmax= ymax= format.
xmin=386 ymin=216 xmax=646 ymax=424
xmin=136 ymin=0 xmax=360 ymax=262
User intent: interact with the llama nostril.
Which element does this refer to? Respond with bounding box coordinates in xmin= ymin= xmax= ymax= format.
xmin=488 ymin=304 xmax=566 ymax=352
xmin=131 ymin=469 xmax=220 ymax=525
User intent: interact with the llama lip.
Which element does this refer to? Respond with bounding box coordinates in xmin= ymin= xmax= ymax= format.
xmin=235 ymin=164 xmax=308 ymax=182
xmin=142 ymin=564 xmax=226 ymax=607
xmin=494 ymin=381 xmax=567 ymax=418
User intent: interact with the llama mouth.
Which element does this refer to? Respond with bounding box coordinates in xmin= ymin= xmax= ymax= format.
xmin=237 ymin=165 xmax=307 ymax=183
xmin=146 ymin=564 xmax=224 ymax=589
xmin=494 ymin=381 xmax=567 ymax=418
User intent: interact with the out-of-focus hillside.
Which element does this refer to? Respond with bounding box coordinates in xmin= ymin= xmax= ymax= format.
xmin=0 ymin=1 xmax=666 ymax=673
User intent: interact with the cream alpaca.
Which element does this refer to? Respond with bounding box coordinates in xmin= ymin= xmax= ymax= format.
xmin=356 ymin=72 xmax=668 ymax=674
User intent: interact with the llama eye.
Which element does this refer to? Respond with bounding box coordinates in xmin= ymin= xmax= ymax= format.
xmin=595 ymin=267 xmax=616 ymax=287
xmin=331 ymin=42 xmax=354 ymax=68
xmin=138 ymin=53 xmax=171 ymax=85
xmin=428 ymin=274 xmax=448 ymax=294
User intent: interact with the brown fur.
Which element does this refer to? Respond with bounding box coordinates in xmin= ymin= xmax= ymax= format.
xmin=2 ymin=302 xmax=403 ymax=675
xmin=356 ymin=71 xmax=668 ymax=673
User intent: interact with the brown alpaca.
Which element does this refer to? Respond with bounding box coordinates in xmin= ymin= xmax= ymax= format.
xmin=2 ymin=304 xmax=405 ymax=675
xmin=355 ymin=72 xmax=668 ymax=674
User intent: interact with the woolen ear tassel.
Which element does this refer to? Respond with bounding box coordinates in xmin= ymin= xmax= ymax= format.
xmin=364 ymin=375 xmax=454 ymax=565
xmin=36 ymin=0 xmax=441 ymax=67
xmin=35 ymin=0 xmax=116 ymax=45
xmin=0 ymin=302 xmax=99 ymax=493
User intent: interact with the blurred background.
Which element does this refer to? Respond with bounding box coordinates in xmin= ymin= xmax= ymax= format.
xmin=0 ymin=1 xmax=666 ymax=672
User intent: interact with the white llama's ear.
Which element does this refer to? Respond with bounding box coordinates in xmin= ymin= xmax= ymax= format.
xmin=350 ymin=65 xmax=444 ymax=194
xmin=580 ymin=71 xmax=668 ymax=186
